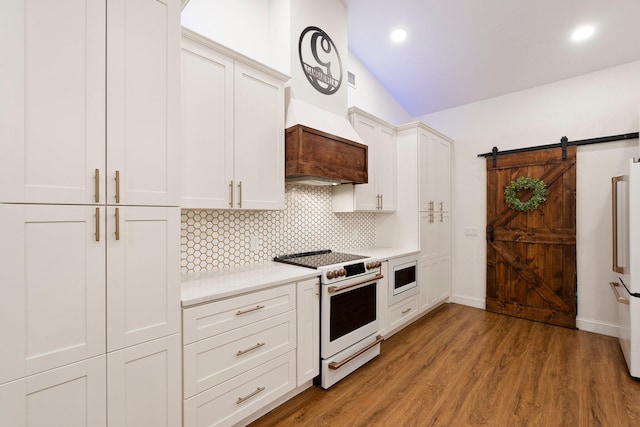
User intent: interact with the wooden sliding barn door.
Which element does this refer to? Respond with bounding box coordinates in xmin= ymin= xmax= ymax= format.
xmin=486 ymin=147 xmax=577 ymax=328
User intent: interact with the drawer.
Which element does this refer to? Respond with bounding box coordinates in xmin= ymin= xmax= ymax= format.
xmin=388 ymin=294 xmax=418 ymax=330
xmin=183 ymin=284 xmax=295 ymax=345
xmin=183 ymin=311 xmax=296 ymax=398
xmin=183 ymin=350 xmax=296 ymax=427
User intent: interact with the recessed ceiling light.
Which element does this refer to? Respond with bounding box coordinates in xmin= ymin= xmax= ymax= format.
xmin=391 ymin=28 xmax=407 ymax=43
xmin=571 ymin=25 xmax=595 ymax=42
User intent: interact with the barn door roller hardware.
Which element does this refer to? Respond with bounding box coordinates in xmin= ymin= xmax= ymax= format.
xmin=478 ymin=132 xmax=639 ymax=165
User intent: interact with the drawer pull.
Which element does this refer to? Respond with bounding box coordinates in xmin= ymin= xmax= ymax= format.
xmin=402 ymin=308 xmax=412 ymax=315
xmin=236 ymin=386 xmax=265 ymax=405
xmin=328 ymin=335 xmax=384 ymax=370
xmin=236 ymin=305 xmax=265 ymax=316
xmin=610 ymin=282 xmax=630 ymax=305
xmin=236 ymin=342 xmax=265 ymax=356
xmin=328 ymin=274 xmax=383 ymax=294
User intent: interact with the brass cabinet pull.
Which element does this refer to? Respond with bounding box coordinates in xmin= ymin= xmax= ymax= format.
xmin=238 ymin=181 xmax=242 ymax=208
xmin=610 ymin=282 xmax=629 ymax=304
xmin=115 ymin=207 xmax=120 ymax=241
xmin=440 ymin=201 xmax=444 ymax=212
xmin=440 ymin=212 xmax=444 ymax=223
xmin=95 ymin=208 xmax=100 ymax=242
xmin=428 ymin=212 xmax=434 ymax=224
xmin=236 ymin=387 xmax=265 ymax=405
xmin=236 ymin=342 xmax=265 ymax=356
xmin=328 ymin=274 xmax=383 ymax=294
xmin=328 ymin=335 xmax=384 ymax=370
xmin=428 ymin=200 xmax=434 ymax=211
xmin=379 ymin=194 xmax=383 ymax=209
xmin=236 ymin=305 xmax=265 ymax=316
xmin=402 ymin=307 xmax=412 ymax=315
xmin=95 ymin=168 xmax=100 ymax=203
xmin=229 ymin=180 xmax=234 ymax=208
xmin=612 ymin=176 xmax=626 ymax=273
xmin=115 ymin=170 xmax=121 ymax=203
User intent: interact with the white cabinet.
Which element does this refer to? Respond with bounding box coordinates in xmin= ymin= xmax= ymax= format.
xmin=106 ymin=207 xmax=181 ymax=351
xmin=296 ymin=278 xmax=320 ymax=386
xmin=181 ymin=31 xmax=288 ymax=210
xmin=182 ymin=283 xmax=297 ymax=427
xmin=106 ymin=0 xmax=180 ymax=207
xmin=420 ymin=255 xmax=451 ymax=311
xmin=0 ymin=356 xmax=106 ymax=427
xmin=0 ymin=0 xmax=182 ymax=423
xmin=377 ymin=262 xmax=390 ymax=337
xmin=419 ymin=130 xmax=451 ymax=213
xmin=0 ymin=0 xmax=180 ymax=207
xmin=0 ymin=204 xmax=105 ymax=385
xmin=107 ymin=334 xmax=182 ymax=427
xmin=333 ymin=108 xmax=397 ymax=212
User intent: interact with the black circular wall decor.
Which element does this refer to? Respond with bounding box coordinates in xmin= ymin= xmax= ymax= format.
xmin=298 ymin=26 xmax=343 ymax=95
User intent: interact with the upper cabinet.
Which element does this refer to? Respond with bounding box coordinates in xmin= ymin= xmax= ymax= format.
xmin=419 ymin=129 xmax=451 ymax=213
xmin=332 ymin=108 xmax=397 ymax=212
xmin=0 ymin=0 xmax=179 ymax=207
xmin=180 ymin=31 xmax=288 ymax=210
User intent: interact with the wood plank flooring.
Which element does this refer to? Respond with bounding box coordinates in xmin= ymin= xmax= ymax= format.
xmin=249 ymin=303 xmax=640 ymax=426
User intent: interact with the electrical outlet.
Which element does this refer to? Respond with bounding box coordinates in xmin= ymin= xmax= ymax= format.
xmin=464 ymin=227 xmax=478 ymax=236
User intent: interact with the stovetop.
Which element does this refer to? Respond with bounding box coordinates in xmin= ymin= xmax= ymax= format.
xmin=273 ymin=250 xmax=368 ymax=269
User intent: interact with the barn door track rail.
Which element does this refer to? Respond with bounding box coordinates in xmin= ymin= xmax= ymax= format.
xmin=478 ymin=132 xmax=639 ymax=167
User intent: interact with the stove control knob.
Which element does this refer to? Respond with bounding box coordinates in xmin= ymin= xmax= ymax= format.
xmin=326 ymin=271 xmax=336 ymax=279
xmin=375 ymin=261 xmax=382 ymax=268
xmin=339 ymin=269 xmax=347 ymax=277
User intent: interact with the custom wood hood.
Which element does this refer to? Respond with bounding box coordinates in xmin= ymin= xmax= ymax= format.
xmin=285 ymin=125 xmax=368 ymax=185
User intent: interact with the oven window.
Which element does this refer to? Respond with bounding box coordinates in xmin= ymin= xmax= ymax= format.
xmin=330 ymin=282 xmax=376 ymax=342
xmin=394 ymin=265 xmax=416 ymax=290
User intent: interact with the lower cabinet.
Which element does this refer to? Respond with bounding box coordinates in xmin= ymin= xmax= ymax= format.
xmin=388 ymin=295 xmax=419 ymax=332
xmin=107 ymin=334 xmax=182 ymax=427
xmin=420 ymin=256 xmax=451 ymax=311
xmin=182 ymin=278 xmax=319 ymax=427
xmin=0 ymin=355 xmax=107 ymax=427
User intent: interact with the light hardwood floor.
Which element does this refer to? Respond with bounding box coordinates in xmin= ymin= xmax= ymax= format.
xmin=249 ymin=303 xmax=640 ymax=426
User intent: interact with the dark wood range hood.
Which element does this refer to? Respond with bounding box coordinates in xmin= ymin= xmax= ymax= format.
xmin=285 ymin=124 xmax=368 ymax=185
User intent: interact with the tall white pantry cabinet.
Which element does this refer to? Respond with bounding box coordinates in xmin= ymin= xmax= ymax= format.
xmin=0 ymin=0 xmax=182 ymax=426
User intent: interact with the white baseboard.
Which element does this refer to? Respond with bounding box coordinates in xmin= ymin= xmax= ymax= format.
xmin=576 ymin=317 xmax=619 ymax=337
xmin=449 ymin=294 xmax=485 ymax=309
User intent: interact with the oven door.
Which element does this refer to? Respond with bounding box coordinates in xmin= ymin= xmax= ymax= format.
xmin=388 ymin=256 xmax=419 ymax=305
xmin=321 ymin=274 xmax=379 ymax=359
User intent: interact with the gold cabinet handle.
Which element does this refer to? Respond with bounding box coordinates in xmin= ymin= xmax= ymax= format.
xmin=95 ymin=208 xmax=100 ymax=242
xmin=229 ymin=180 xmax=234 ymax=208
xmin=115 ymin=170 xmax=121 ymax=203
xmin=429 ymin=200 xmax=434 ymax=211
xmin=328 ymin=274 xmax=383 ymax=294
xmin=236 ymin=342 xmax=265 ymax=356
xmin=380 ymin=194 xmax=383 ymax=209
xmin=236 ymin=305 xmax=265 ymax=316
xmin=238 ymin=181 xmax=242 ymax=208
xmin=440 ymin=201 xmax=444 ymax=212
xmin=115 ymin=207 xmax=120 ymax=241
xmin=440 ymin=212 xmax=444 ymax=223
xmin=402 ymin=308 xmax=412 ymax=315
xmin=612 ymin=176 xmax=626 ymax=273
xmin=328 ymin=335 xmax=384 ymax=370
xmin=428 ymin=212 xmax=434 ymax=224
xmin=610 ymin=282 xmax=629 ymax=304
xmin=236 ymin=387 xmax=265 ymax=405
xmin=95 ymin=168 xmax=100 ymax=203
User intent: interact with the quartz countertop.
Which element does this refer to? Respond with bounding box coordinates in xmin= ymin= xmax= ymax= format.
xmin=338 ymin=247 xmax=420 ymax=261
xmin=181 ymin=261 xmax=319 ymax=307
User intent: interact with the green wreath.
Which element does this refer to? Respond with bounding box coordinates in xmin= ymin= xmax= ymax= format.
xmin=504 ymin=177 xmax=548 ymax=212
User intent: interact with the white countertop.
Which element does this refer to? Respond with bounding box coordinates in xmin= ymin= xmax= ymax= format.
xmin=338 ymin=247 xmax=420 ymax=260
xmin=181 ymin=261 xmax=319 ymax=307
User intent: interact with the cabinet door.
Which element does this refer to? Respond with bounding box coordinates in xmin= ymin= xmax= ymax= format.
xmin=437 ymin=137 xmax=451 ymax=212
xmin=436 ymin=257 xmax=451 ymax=302
xmin=107 ymin=334 xmax=181 ymax=427
xmin=351 ymin=115 xmax=378 ymax=211
xmin=0 ymin=355 xmax=106 ymax=427
xmin=180 ymin=40 xmax=234 ymax=209
xmin=437 ymin=211 xmax=451 ymax=258
xmin=377 ymin=124 xmax=397 ymax=211
xmin=296 ymin=278 xmax=319 ymax=386
xmin=419 ymin=211 xmax=438 ymax=259
xmin=0 ymin=0 xmax=105 ymax=204
xmin=107 ymin=207 xmax=180 ymax=351
xmin=234 ymin=62 xmax=285 ymax=210
xmin=0 ymin=205 xmax=105 ymax=384
xmin=378 ymin=262 xmax=390 ymax=337
xmin=419 ymin=130 xmax=438 ymax=212
xmin=106 ymin=0 xmax=180 ymax=207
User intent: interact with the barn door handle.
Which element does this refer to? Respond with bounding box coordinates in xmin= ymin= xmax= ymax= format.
xmin=487 ymin=225 xmax=494 ymax=242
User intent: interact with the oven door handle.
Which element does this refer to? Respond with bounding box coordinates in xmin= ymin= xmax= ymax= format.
xmin=328 ymin=335 xmax=384 ymax=370
xmin=327 ymin=274 xmax=384 ymax=294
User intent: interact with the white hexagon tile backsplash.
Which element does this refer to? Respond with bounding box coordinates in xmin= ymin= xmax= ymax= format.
xmin=181 ymin=184 xmax=376 ymax=273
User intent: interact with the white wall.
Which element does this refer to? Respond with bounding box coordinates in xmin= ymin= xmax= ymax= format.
xmin=347 ymin=50 xmax=412 ymax=125
xmin=416 ymin=60 xmax=640 ymax=336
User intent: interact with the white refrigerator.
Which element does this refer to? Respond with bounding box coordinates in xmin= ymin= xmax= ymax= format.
xmin=610 ymin=158 xmax=640 ymax=378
